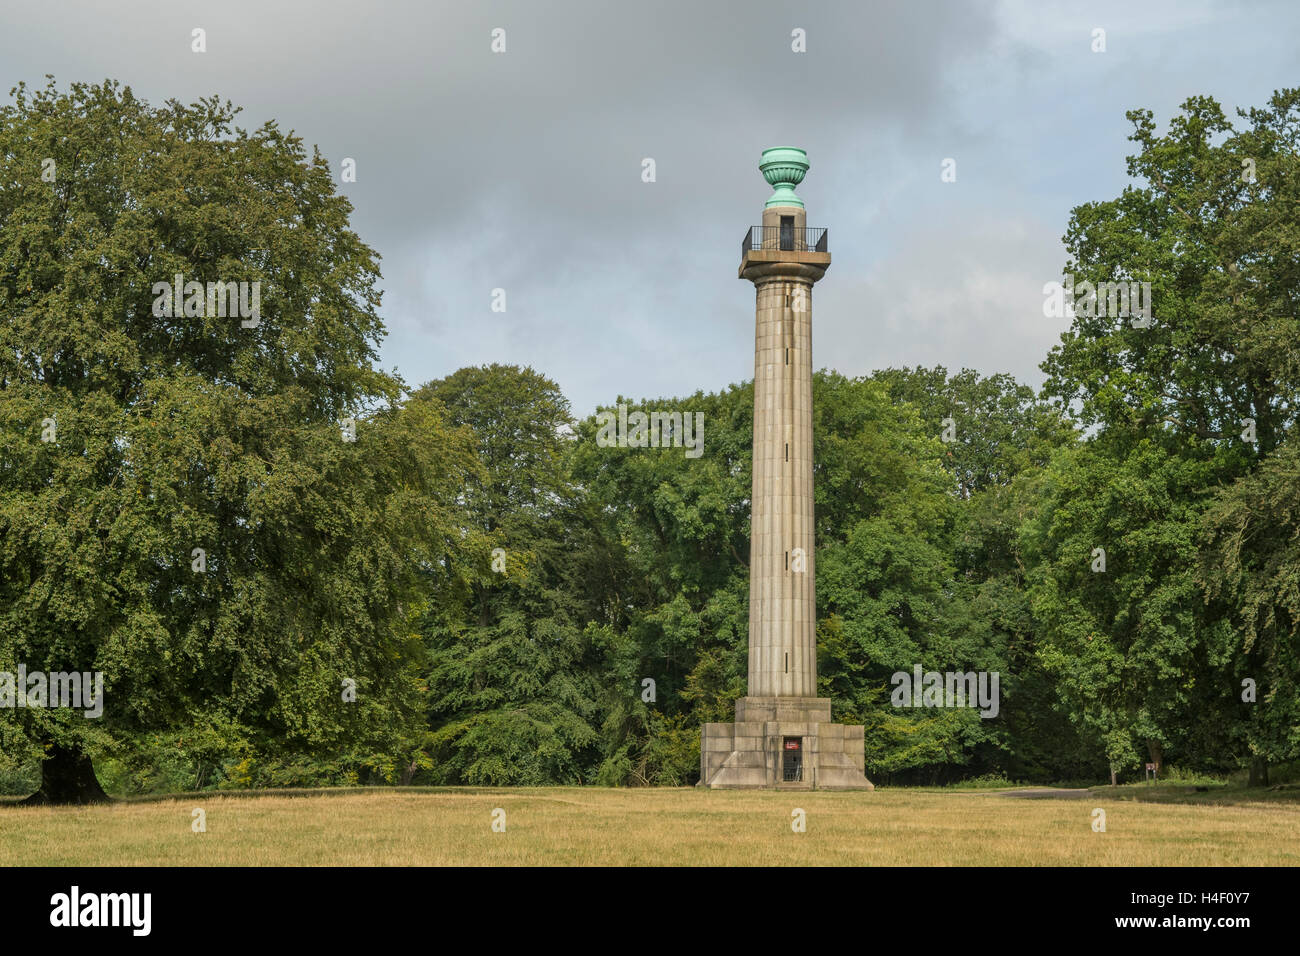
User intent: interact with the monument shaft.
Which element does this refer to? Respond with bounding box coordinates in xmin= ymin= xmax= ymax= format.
xmin=749 ymin=259 xmax=818 ymax=697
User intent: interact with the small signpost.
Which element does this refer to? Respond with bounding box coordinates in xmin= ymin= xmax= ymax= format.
xmin=1145 ymin=762 xmax=1157 ymax=784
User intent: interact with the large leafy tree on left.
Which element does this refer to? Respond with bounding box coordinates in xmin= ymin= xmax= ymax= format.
xmin=0 ymin=79 xmax=478 ymax=802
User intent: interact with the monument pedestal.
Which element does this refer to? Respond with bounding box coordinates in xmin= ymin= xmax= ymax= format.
xmin=700 ymin=697 xmax=873 ymax=790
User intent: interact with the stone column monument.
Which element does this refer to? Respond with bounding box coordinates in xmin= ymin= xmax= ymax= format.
xmin=700 ymin=147 xmax=873 ymax=790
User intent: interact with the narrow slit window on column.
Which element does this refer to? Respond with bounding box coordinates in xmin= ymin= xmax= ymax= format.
xmin=784 ymin=652 xmax=789 ymax=674
xmin=785 ymin=442 xmax=789 ymax=461
xmin=785 ymin=550 xmax=789 ymax=570
xmin=785 ymin=347 xmax=789 ymax=365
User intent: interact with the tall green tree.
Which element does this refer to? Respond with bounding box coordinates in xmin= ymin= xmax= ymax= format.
xmin=569 ymin=383 xmax=754 ymax=785
xmin=1200 ymin=440 xmax=1300 ymax=783
xmin=1037 ymin=90 xmax=1300 ymax=782
xmin=872 ymin=366 xmax=1091 ymax=781
xmin=1023 ymin=439 xmax=1231 ymax=781
xmin=418 ymin=365 xmax=604 ymax=785
xmin=0 ymin=79 xmax=474 ymax=801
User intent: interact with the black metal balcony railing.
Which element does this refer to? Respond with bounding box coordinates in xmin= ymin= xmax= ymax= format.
xmin=742 ymin=226 xmax=828 ymax=255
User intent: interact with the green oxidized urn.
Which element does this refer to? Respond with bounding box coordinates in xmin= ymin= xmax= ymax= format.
xmin=760 ymin=146 xmax=809 ymax=208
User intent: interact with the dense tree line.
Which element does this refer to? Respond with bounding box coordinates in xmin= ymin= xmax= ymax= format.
xmin=1 ymin=81 xmax=1296 ymax=800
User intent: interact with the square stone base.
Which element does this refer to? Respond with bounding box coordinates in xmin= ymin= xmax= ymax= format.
xmin=699 ymin=697 xmax=873 ymax=790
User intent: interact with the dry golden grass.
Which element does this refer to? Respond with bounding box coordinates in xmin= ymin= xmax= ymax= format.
xmin=1 ymin=786 xmax=1296 ymax=866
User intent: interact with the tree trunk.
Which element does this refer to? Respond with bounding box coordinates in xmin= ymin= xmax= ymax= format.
xmin=1147 ymin=740 xmax=1163 ymax=777
xmin=1248 ymin=756 xmax=1269 ymax=788
xmin=1109 ymin=764 xmax=1117 ymax=787
xmin=22 ymin=742 xmax=111 ymax=805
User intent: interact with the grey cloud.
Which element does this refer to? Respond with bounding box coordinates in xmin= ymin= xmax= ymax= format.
xmin=1 ymin=0 xmax=1292 ymax=414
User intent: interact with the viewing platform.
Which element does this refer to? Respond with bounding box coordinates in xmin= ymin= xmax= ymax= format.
xmin=739 ymin=225 xmax=830 ymax=278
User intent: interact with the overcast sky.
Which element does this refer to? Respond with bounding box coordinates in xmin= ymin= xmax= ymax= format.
xmin=2 ymin=0 xmax=1296 ymax=416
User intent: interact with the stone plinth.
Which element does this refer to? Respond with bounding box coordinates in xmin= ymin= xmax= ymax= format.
xmin=701 ymin=697 xmax=873 ymax=790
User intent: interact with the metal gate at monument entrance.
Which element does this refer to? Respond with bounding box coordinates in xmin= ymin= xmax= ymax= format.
xmin=782 ymin=738 xmax=802 ymax=782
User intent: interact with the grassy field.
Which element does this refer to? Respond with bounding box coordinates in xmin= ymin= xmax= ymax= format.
xmin=1 ymin=784 xmax=1297 ymax=866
